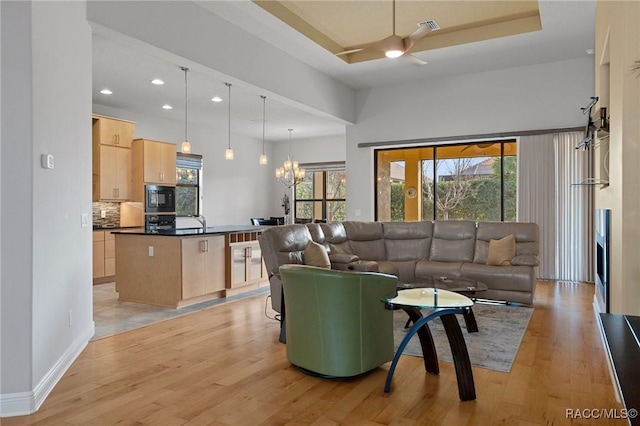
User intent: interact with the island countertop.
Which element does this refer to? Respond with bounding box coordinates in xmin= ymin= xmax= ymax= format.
xmin=112 ymin=225 xmax=267 ymax=236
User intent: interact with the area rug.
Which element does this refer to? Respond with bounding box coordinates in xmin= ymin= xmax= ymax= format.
xmin=393 ymin=303 xmax=534 ymax=372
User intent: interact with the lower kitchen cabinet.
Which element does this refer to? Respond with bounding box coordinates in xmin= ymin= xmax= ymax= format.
xmin=181 ymin=236 xmax=225 ymax=299
xmin=226 ymin=231 xmax=267 ymax=288
xmin=115 ymin=233 xmax=227 ymax=308
xmin=93 ymin=230 xmax=116 ymax=283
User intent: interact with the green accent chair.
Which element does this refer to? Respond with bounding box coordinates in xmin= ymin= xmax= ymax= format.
xmin=279 ymin=264 xmax=398 ymax=378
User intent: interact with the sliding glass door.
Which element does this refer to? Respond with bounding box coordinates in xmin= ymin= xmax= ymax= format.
xmin=376 ymin=141 xmax=517 ymax=222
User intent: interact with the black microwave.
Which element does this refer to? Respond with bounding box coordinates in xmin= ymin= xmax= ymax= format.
xmin=145 ymin=185 xmax=176 ymax=213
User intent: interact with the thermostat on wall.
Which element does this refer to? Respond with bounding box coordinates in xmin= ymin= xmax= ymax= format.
xmin=40 ymin=154 xmax=54 ymax=169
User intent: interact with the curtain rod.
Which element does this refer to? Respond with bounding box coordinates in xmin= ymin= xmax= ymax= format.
xmin=357 ymin=126 xmax=583 ymax=148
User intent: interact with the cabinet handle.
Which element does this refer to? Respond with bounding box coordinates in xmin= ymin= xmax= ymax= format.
xmin=200 ymin=240 xmax=207 ymax=252
xmin=116 ymin=134 xmax=119 ymax=145
xmin=205 ymin=240 xmax=209 ymax=253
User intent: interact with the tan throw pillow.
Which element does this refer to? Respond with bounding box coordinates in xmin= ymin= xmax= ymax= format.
xmin=486 ymin=234 xmax=516 ymax=266
xmin=304 ymin=241 xmax=331 ymax=269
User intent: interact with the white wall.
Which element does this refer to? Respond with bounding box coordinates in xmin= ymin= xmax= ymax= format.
xmin=346 ymin=57 xmax=595 ymax=220
xmin=595 ymin=1 xmax=640 ymax=315
xmin=94 ymin=104 xmax=279 ymax=225
xmin=1 ymin=0 xmax=94 ymax=416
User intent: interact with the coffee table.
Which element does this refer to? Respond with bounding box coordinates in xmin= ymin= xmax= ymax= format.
xmin=383 ymin=288 xmax=476 ymax=401
xmin=399 ymin=277 xmax=487 ymax=333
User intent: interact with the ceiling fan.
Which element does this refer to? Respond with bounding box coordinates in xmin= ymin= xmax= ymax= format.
xmin=336 ymin=0 xmax=439 ymax=65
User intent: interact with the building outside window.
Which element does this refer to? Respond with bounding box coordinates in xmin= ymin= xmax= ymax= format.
xmin=175 ymin=153 xmax=203 ymax=217
xmin=376 ymin=141 xmax=517 ymax=222
xmin=294 ymin=163 xmax=346 ymax=222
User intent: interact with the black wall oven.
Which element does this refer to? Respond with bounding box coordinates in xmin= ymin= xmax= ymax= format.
xmin=145 ymin=185 xmax=176 ymax=213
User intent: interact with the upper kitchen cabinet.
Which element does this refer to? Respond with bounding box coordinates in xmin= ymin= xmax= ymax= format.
xmin=92 ymin=115 xmax=133 ymax=201
xmin=93 ymin=145 xmax=131 ymax=201
xmin=131 ymin=138 xmax=177 ymax=200
xmin=92 ymin=115 xmax=135 ymax=148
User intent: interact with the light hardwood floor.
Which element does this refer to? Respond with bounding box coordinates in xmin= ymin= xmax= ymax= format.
xmin=3 ymin=281 xmax=625 ymax=425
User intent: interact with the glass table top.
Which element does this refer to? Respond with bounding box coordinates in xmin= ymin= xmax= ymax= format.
xmin=385 ymin=288 xmax=474 ymax=309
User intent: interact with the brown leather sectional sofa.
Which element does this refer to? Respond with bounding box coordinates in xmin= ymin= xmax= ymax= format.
xmin=259 ymin=220 xmax=540 ymax=313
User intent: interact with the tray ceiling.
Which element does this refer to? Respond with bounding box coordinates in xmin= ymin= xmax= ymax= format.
xmin=254 ymin=0 xmax=541 ymax=64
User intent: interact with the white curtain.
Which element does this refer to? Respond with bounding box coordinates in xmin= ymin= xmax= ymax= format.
xmin=518 ymin=131 xmax=593 ymax=282
xmin=518 ymin=134 xmax=556 ymax=279
xmin=554 ymin=132 xmax=594 ymax=282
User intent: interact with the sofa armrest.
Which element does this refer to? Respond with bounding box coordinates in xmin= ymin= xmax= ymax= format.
xmin=347 ymin=260 xmax=379 ymax=272
xmin=511 ymin=255 xmax=539 ymax=267
xmin=329 ymin=253 xmax=360 ymax=264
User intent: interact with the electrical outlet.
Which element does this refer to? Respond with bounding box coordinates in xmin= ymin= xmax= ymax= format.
xmin=148 ymin=246 xmax=154 ymax=257
xmin=68 ymin=309 xmax=73 ymax=327
xmin=100 ymin=210 xmax=106 ymax=218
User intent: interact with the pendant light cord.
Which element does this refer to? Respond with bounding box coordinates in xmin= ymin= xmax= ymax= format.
xmin=261 ymin=95 xmax=266 ymax=154
xmin=181 ymin=67 xmax=189 ymax=143
xmin=226 ymin=83 xmax=232 ymax=150
xmin=288 ymin=129 xmax=293 ymax=158
xmin=392 ymin=0 xmax=396 ymax=35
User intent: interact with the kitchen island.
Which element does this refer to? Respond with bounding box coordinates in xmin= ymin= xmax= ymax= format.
xmin=113 ymin=225 xmax=269 ymax=308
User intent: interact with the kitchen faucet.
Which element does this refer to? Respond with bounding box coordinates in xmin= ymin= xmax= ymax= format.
xmin=188 ymin=214 xmax=207 ymax=230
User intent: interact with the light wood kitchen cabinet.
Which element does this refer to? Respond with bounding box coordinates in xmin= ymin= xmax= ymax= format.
xmin=104 ymin=231 xmax=116 ymax=276
xmin=181 ymin=236 xmax=226 ymax=299
xmin=92 ymin=115 xmax=134 ymax=148
xmin=93 ymin=230 xmax=117 ymax=283
xmin=226 ymin=232 xmax=267 ymax=288
xmin=132 ymin=138 xmax=176 ymax=186
xmin=93 ymin=231 xmax=105 ymax=279
xmin=94 ymin=145 xmax=131 ymax=201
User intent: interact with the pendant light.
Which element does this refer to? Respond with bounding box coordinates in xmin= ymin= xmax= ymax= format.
xmin=180 ymin=67 xmax=191 ymax=154
xmin=224 ymin=82 xmax=234 ymax=160
xmin=259 ymin=95 xmax=268 ymax=165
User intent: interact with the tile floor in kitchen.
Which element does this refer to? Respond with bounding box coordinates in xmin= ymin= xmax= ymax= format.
xmin=92 ymin=282 xmax=272 ymax=340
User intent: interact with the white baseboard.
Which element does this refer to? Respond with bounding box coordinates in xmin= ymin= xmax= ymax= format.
xmin=0 ymin=321 xmax=95 ymax=418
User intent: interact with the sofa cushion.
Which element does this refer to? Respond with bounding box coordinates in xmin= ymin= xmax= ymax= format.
xmin=461 ymin=263 xmax=535 ymax=293
xmin=382 ymin=221 xmax=432 ymax=261
xmin=487 ymin=234 xmax=516 ymax=266
xmin=319 ymin=222 xmax=353 ymax=255
xmin=474 ymin=222 xmax=539 ymax=264
xmin=510 ymin=254 xmax=540 ymax=267
xmin=415 ymin=260 xmax=464 ymax=280
xmin=304 ymin=241 xmax=331 ymax=269
xmin=306 ymin=223 xmax=325 ymax=245
xmin=343 ymin=221 xmax=386 ymax=260
xmin=429 ymin=220 xmax=476 ymax=262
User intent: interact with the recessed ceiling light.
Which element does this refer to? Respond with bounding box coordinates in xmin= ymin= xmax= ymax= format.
xmin=586 ymin=48 xmax=595 ymax=55
xmin=162 ymin=104 xmax=173 ymax=110
xmin=151 ymin=79 xmax=165 ymax=85
xmin=211 ymin=96 xmax=223 ymax=103
xmin=100 ymin=89 xmax=112 ymax=95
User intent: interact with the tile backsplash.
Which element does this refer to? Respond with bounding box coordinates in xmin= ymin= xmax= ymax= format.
xmin=92 ymin=202 xmax=120 ymax=227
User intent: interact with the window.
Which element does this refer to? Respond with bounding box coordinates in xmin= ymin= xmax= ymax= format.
xmin=376 ymin=141 xmax=517 ymax=222
xmin=175 ymin=153 xmax=202 ymax=216
xmin=294 ymin=165 xmax=346 ymax=222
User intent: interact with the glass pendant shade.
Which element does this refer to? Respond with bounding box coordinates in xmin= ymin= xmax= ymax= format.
xmin=181 ymin=141 xmax=191 ymax=154
xmin=259 ymin=154 xmax=268 ymax=165
xmin=225 ymin=148 xmax=234 ymax=160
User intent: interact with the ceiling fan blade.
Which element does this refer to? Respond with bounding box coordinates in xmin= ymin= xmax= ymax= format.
xmin=403 ymin=53 xmax=427 ymax=66
xmin=335 ymin=48 xmax=365 ymax=56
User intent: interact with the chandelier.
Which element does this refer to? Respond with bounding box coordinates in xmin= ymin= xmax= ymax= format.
xmin=275 ymin=129 xmax=305 ymax=188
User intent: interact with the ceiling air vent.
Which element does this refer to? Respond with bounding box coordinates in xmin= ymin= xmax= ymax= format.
xmin=419 ymin=20 xmax=440 ymax=31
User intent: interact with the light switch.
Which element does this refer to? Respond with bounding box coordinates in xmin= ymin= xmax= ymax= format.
xmin=100 ymin=210 xmax=106 ymax=218
xmin=81 ymin=213 xmax=89 ymax=228
xmin=148 ymin=246 xmax=154 ymax=257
